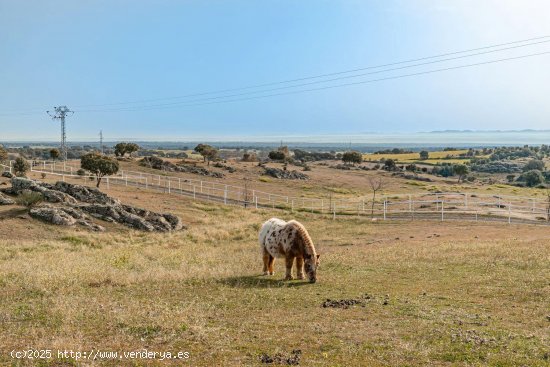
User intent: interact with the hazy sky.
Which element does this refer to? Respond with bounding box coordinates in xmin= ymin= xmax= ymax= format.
xmin=1 ymin=0 xmax=550 ymax=141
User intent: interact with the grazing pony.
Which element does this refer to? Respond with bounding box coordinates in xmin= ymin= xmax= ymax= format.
xmin=259 ymin=218 xmax=320 ymax=283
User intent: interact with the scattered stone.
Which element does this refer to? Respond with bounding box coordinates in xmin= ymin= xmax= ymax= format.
xmin=213 ymin=162 xmax=236 ymax=173
xmin=331 ymin=164 xmax=352 ymax=170
xmin=259 ymin=350 xmax=301 ymax=365
xmin=0 ymin=192 xmax=15 ymax=205
xmin=140 ymin=156 xmax=224 ymax=178
xmin=263 ymin=168 xmax=309 ymax=180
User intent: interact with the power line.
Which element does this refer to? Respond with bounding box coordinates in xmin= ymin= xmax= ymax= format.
xmin=76 ymin=39 xmax=550 ymax=112
xmin=71 ymin=34 xmax=550 ymax=109
xmin=1 ymin=35 xmax=549 ymax=116
xmin=78 ymin=50 xmax=550 ymax=112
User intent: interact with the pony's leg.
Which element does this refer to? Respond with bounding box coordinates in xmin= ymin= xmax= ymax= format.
xmin=268 ymin=255 xmax=275 ymax=275
xmin=284 ymin=256 xmax=295 ymax=280
xmin=262 ymin=249 xmax=270 ymax=275
xmin=295 ymin=256 xmax=305 ymax=279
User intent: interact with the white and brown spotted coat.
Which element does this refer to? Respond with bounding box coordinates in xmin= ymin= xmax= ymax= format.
xmin=259 ymin=217 xmax=319 ymax=282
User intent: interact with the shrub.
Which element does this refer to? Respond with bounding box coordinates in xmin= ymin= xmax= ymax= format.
xmin=523 ymin=159 xmax=545 ymax=172
xmin=268 ymin=150 xmax=286 ymax=161
xmin=77 ymin=168 xmax=86 ymax=176
xmin=419 ymin=150 xmax=429 ymax=160
xmin=40 ymin=173 xmax=47 ymax=179
xmin=13 ymin=157 xmax=30 ymax=177
xmin=16 ymin=190 xmax=43 ymax=207
xmin=517 ymin=170 xmax=545 ymax=187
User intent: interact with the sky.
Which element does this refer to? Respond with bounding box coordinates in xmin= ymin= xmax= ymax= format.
xmin=1 ymin=0 xmax=550 ymax=142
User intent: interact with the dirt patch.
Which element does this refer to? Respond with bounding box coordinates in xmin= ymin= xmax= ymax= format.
xmin=259 ymin=350 xmax=301 ymax=365
xmin=322 ymin=298 xmax=364 ymax=309
xmin=322 ymin=294 xmax=385 ymax=309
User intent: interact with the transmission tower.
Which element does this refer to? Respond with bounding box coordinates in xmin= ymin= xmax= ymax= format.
xmin=99 ymin=130 xmax=104 ymax=154
xmin=47 ymin=106 xmax=73 ymax=161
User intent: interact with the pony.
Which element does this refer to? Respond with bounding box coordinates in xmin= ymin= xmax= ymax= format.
xmin=258 ymin=218 xmax=320 ymax=283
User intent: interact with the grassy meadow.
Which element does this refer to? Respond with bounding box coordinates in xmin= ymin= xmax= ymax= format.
xmin=1 ymin=181 xmax=549 ymax=366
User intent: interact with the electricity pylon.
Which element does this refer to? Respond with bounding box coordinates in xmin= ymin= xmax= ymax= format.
xmin=47 ymin=106 xmax=73 ymax=161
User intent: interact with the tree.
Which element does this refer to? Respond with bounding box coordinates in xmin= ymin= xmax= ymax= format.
xmin=367 ymin=177 xmax=386 ymax=217
xmin=523 ymin=159 xmax=545 ymax=172
xmin=125 ymin=143 xmax=140 ymax=157
xmin=49 ymin=148 xmax=60 ymax=161
xmin=13 ymin=157 xmax=30 ymax=177
xmin=194 ymin=144 xmax=218 ymax=165
xmin=419 ymin=150 xmax=429 ymax=160
xmin=0 ymin=146 xmax=8 ymax=162
xmin=342 ymin=151 xmax=363 ymax=166
xmin=114 ymin=142 xmax=140 ymax=157
xmin=80 ymin=153 xmax=119 ymax=187
xmin=518 ymin=170 xmax=545 ymax=188
xmin=453 ymin=164 xmax=469 ymax=183
xmin=383 ymin=159 xmax=396 ymax=171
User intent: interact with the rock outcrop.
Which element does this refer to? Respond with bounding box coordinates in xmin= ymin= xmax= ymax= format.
xmin=140 ymin=156 xmax=224 ymax=178
xmin=29 ymin=205 xmax=106 ymax=231
xmin=0 ymin=192 xmax=15 ymax=205
xmin=5 ymin=178 xmax=184 ymax=232
xmin=263 ymin=167 xmax=309 ymax=180
xmin=7 ymin=177 xmax=77 ymax=204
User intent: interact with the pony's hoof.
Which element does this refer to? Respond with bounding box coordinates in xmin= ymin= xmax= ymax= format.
xmin=262 ymin=271 xmax=269 ymax=276
xmin=284 ymin=276 xmax=293 ymax=281
xmin=269 ymin=272 xmax=274 ymax=276
xmin=297 ymin=274 xmax=305 ymax=280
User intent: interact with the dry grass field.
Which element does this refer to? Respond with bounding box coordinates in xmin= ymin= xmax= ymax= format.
xmin=1 ymin=179 xmax=549 ymax=366
xmin=110 ymin=158 xmax=550 ymax=201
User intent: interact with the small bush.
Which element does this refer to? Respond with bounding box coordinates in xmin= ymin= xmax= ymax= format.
xmin=40 ymin=173 xmax=47 ymax=179
xmin=77 ymin=169 xmax=86 ymax=176
xmin=16 ymin=190 xmax=43 ymax=207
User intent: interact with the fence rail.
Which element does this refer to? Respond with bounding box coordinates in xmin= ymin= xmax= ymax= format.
xmin=21 ymin=160 xmax=550 ymax=226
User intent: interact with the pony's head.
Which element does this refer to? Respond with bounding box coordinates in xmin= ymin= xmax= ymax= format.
xmin=304 ymin=254 xmax=320 ymax=283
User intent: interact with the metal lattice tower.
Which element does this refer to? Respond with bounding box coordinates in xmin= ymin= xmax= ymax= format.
xmin=99 ymin=130 xmax=104 ymax=154
xmin=47 ymin=106 xmax=73 ymax=161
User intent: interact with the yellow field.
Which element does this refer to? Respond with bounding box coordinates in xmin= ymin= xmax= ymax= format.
xmin=364 ymin=150 xmax=472 ymax=164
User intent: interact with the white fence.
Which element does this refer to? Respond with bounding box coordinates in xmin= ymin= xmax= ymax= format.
xmin=26 ymin=160 xmax=550 ymax=225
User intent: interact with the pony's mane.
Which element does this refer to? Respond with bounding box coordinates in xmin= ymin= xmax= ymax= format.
xmin=288 ymin=220 xmax=316 ymax=257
